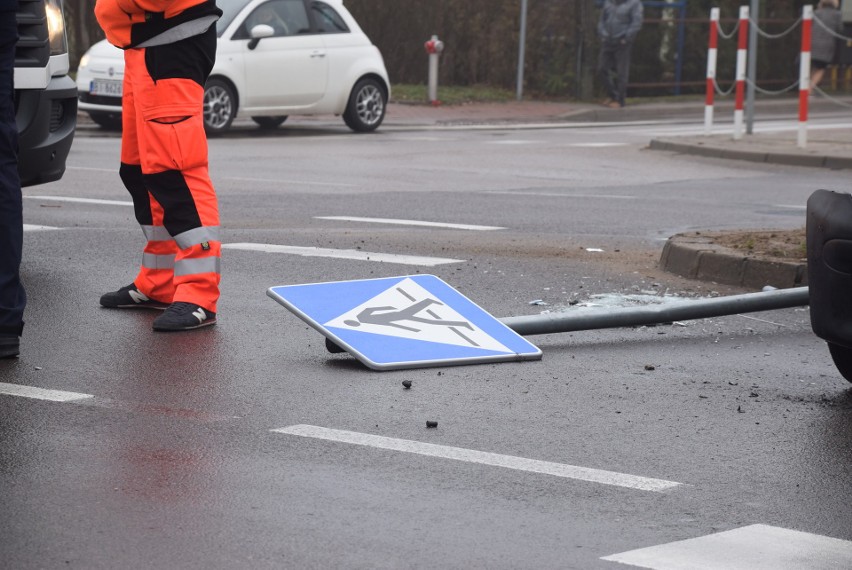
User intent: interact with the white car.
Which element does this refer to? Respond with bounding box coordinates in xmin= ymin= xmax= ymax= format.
xmin=76 ymin=0 xmax=390 ymax=134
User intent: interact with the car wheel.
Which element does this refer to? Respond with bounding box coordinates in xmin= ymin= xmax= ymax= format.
xmin=343 ymin=78 xmax=386 ymax=133
xmin=203 ymin=78 xmax=236 ymax=135
xmin=88 ymin=111 xmax=122 ymax=131
xmin=828 ymin=342 xmax=852 ymax=383
xmin=251 ymin=116 xmax=288 ymax=129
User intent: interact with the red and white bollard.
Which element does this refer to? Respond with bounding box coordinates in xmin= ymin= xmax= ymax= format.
xmin=733 ymin=5 xmax=749 ymax=140
xmin=798 ymin=5 xmax=813 ymax=149
xmin=424 ymin=35 xmax=444 ymax=106
xmin=704 ymin=7 xmax=720 ymax=136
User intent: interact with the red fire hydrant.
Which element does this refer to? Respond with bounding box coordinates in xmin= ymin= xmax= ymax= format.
xmin=424 ymin=35 xmax=444 ymax=106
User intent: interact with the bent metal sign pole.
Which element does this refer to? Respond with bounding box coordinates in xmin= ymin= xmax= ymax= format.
xmin=269 ymin=275 xmax=809 ymax=371
xmin=500 ymin=287 xmax=810 ymax=336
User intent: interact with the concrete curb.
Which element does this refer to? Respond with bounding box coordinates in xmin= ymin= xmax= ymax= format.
xmin=649 ymin=138 xmax=852 ymax=171
xmin=660 ymin=233 xmax=808 ymax=290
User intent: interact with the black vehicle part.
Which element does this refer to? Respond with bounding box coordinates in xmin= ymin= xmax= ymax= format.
xmin=828 ymin=342 xmax=852 ymax=383
xmin=16 ymin=76 xmax=77 ymax=186
xmin=251 ymin=116 xmax=287 ymax=129
xmin=14 ymin=0 xmax=50 ymax=69
xmin=14 ymin=0 xmax=77 ymax=187
xmin=806 ymin=188 xmax=852 ymax=383
xmin=88 ymin=111 xmax=122 ymax=130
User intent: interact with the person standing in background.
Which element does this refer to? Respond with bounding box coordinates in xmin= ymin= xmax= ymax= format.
xmin=597 ymin=0 xmax=644 ymax=109
xmin=0 ymin=0 xmax=25 ymax=358
xmin=810 ymin=0 xmax=844 ymax=94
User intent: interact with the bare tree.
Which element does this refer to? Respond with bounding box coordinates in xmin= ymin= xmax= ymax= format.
xmin=64 ymin=0 xmax=104 ymax=69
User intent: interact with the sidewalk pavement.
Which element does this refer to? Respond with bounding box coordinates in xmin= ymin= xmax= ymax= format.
xmin=385 ymin=96 xmax=852 ymax=170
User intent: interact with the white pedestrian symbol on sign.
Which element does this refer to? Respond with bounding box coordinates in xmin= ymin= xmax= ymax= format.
xmin=344 ymin=299 xmax=474 ymax=334
xmin=325 ymin=278 xmax=514 ymax=353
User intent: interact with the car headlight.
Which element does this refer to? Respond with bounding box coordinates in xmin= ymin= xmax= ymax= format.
xmin=45 ymin=0 xmax=68 ymax=56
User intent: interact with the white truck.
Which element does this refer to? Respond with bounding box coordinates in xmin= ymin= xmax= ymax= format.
xmin=14 ymin=0 xmax=76 ymax=186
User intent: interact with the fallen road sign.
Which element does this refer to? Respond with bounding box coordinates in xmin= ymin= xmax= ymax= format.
xmin=267 ymin=275 xmax=542 ymax=371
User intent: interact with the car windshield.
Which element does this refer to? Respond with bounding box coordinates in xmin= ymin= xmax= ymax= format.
xmin=217 ymin=0 xmax=252 ymax=36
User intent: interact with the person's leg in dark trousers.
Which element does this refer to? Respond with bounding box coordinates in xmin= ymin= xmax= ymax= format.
xmin=0 ymin=6 xmax=25 ymax=358
xmin=614 ymin=41 xmax=634 ymax=107
xmin=597 ymin=43 xmax=619 ymax=104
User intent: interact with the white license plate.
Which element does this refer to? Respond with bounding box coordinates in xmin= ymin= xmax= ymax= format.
xmin=90 ymin=79 xmax=123 ymax=97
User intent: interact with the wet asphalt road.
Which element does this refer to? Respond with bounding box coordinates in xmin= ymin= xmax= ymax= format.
xmin=2 ymin=118 xmax=852 ymax=568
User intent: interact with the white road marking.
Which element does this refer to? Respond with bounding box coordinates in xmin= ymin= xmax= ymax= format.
xmin=568 ymin=142 xmax=630 ymax=148
xmin=384 ymin=120 xmax=664 ymax=132
xmin=315 ymin=216 xmax=505 ymax=231
xmin=221 ymin=176 xmax=356 ymax=187
xmin=0 ymin=383 xmax=237 ymax=422
xmin=25 ymin=196 xmax=132 ymax=206
xmin=397 ymin=136 xmax=451 ymax=142
xmin=485 ymin=191 xmax=636 ymax=199
xmin=271 ymin=424 xmax=682 ymax=492
xmin=0 ymin=382 xmax=94 ymax=403
xmin=486 ymin=140 xmax=539 ymax=145
xmin=66 ymin=166 xmax=116 ymax=173
xmin=223 ymin=243 xmax=464 ymax=266
xmin=601 ymin=524 xmax=852 ymax=569
xmin=23 ymin=224 xmax=60 ymax=231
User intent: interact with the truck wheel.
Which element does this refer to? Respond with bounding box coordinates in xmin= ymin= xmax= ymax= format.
xmin=203 ymin=78 xmax=236 ymax=135
xmin=343 ymin=78 xmax=386 ymax=133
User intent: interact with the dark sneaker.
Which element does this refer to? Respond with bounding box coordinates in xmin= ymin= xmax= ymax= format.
xmin=0 ymin=335 xmax=20 ymax=359
xmin=100 ymin=284 xmax=168 ymax=310
xmin=153 ymin=302 xmax=217 ymax=332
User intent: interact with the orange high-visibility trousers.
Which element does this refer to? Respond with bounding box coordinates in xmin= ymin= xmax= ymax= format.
xmin=119 ymin=27 xmax=220 ymax=313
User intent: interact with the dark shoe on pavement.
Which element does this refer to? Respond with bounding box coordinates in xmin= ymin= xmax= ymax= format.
xmin=153 ymin=302 xmax=217 ymax=332
xmin=0 ymin=335 xmax=20 ymax=358
xmin=100 ymin=284 xmax=168 ymax=310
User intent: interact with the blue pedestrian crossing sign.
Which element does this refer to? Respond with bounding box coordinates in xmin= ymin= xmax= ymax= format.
xmin=267 ymin=275 xmax=542 ymax=370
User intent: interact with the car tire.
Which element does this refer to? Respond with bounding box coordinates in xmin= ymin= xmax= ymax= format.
xmin=89 ymin=111 xmax=122 ymax=131
xmin=342 ymin=78 xmax=386 ymax=133
xmin=203 ymin=78 xmax=237 ymax=135
xmin=251 ymin=116 xmax=288 ymax=129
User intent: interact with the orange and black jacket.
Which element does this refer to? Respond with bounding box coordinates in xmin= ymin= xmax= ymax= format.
xmin=95 ymin=0 xmax=222 ymax=49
